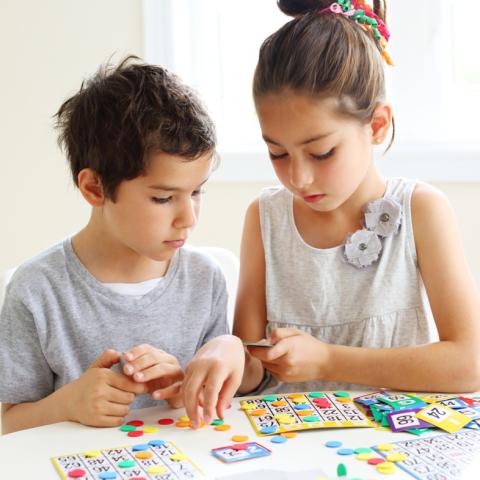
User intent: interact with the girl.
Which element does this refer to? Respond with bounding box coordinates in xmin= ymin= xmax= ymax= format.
xmin=182 ymin=0 xmax=480 ymax=427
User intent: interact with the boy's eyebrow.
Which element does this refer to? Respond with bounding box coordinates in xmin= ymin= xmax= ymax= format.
xmin=263 ymin=132 xmax=334 ymax=146
xmin=148 ymin=177 xmax=209 ymax=191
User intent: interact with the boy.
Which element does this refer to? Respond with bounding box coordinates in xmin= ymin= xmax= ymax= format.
xmin=0 ymin=56 xmax=231 ymax=433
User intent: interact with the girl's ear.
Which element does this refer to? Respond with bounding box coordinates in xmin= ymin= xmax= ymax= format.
xmin=370 ymin=102 xmax=393 ymax=144
xmin=77 ymin=168 xmax=106 ymax=207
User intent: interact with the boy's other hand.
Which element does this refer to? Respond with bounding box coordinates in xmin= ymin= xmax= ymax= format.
xmin=182 ymin=335 xmax=245 ymax=429
xmin=122 ymin=344 xmax=185 ymax=408
xmin=248 ymin=328 xmax=330 ymax=382
xmin=65 ymin=349 xmax=148 ymax=427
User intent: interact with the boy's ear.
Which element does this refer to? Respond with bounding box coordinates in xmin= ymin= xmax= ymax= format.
xmin=369 ymin=102 xmax=392 ymax=145
xmin=77 ymin=168 xmax=105 ymax=207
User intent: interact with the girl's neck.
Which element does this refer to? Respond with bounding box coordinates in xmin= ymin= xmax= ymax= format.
xmin=292 ymin=167 xmax=387 ymax=250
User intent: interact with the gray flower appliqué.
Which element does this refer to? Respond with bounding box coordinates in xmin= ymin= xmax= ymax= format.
xmin=345 ymin=230 xmax=383 ymax=268
xmin=365 ymin=197 xmax=402 ymax=237
xmin=344 ymin=195 xmax=402 ymax=269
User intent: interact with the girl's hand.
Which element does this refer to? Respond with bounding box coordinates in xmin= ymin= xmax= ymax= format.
xmin=122 ymin=344 xmax=185 ymax=407
xmin=248 ymin=328 xmax=330 ymax=382
xmin=182 ymin=335 xmax=245 ymax=428
xmin=65 ymin=349 xmax=148 ymax=427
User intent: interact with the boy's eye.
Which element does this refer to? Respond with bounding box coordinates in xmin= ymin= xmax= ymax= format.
xmin=268 ymin=151 xmax=288 ymax=160
xmin=151 ymin=196 xmax=172 ymax=204
xmin=311 ymin=148 xmax=334 ymax=161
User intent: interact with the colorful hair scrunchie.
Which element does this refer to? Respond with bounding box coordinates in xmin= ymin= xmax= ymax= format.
xmin=320 ymin=0 xmax=393 ymax=66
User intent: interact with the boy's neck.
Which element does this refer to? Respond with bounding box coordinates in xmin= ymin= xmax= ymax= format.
xmin=71 ymin=220 xmax=170 ymax=284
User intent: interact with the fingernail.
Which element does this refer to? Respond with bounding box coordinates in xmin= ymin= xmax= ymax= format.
xmin=125 ymin=364 xmax=134 ymax=375
xmin=134 ymin=372 xmax=144 ymax=381
xmin=125 ymin=352 xmax=133 ymax=361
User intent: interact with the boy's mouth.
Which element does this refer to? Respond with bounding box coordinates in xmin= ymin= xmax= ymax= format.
xmin=164 ymin=239 xmax=186 ymax=248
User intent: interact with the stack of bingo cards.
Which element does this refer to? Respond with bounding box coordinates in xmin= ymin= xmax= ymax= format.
xmin=354 ymin=391 xmax=480 ymax=435
xmin=240 ymin=392 xmax=372 ymax=436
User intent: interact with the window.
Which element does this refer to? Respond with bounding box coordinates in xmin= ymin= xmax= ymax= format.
xmin=143 ymin=0 xmax=480 ymax=181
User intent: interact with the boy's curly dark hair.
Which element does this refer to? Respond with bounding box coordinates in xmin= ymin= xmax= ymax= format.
xmin=55 ymin=56 xmax=216 ymax=200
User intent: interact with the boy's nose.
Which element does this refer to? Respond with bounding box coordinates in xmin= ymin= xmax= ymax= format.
xmin=174 ymin=199 xmax=197 ymax=229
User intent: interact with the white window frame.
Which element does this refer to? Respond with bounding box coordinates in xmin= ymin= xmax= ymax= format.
xmin=143 ymin=0 xmax=480 ymax=182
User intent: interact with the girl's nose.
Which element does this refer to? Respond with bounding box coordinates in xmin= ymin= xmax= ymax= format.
xmin=289 ymin=157 xmax=314 ymax=191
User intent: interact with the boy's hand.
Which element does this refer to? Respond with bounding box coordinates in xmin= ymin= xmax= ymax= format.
xmin=122 ymin=344 xmax=185 ymax=408
xmin=182 ymin=335 xmax=245 ymax=428
xmin=65 ymin=349 xmax=148 ymax=427
xmin=248 ymin=328 xmax=330 ymax=382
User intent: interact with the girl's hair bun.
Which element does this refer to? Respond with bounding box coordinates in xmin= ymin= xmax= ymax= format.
xmin=277 ymin=0 xmax=332 ymax=17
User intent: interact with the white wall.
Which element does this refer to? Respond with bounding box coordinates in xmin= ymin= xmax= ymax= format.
xmin=1 ymin=1 xmax=480 ymax=288
xmin=0 ymin=0 xmax=143 ymax=271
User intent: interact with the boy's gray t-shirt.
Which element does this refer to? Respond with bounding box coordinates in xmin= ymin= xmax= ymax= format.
xmin=0 ymin=239 xmax=228 ymax=409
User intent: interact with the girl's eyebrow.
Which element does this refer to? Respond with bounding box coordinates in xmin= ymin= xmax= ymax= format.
xmin=263 ymin=132 xmax=335 ymax=146
xmin=148 ymin=177 xmax=209 ymax=191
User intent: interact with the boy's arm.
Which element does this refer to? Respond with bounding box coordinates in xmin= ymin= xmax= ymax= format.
xmin=1 ymin=350 xmax=147 ymax=434
xmin=234 ymin=199 xmax=269 ymax=394
xmin=1 ymin=389 xmax=70 ymax=434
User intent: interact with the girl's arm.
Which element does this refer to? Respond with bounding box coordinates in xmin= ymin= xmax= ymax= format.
xmin=329 ymin=182 xmax=480 ymax=391
xmin=233 ymin=199 xmax=269 ymax=394
xmin=253 ymin=183 xmax=480 ymax=392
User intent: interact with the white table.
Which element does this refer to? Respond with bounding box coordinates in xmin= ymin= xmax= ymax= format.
xmin=1 ymin=394 xmax=480 ymax=479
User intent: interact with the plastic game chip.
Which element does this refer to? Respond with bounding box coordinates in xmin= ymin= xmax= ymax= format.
xmin=376 ymin=461 xmax=397 ymax=474
xmin=158 ymin=417 xmax=174 ymax=425
xmin=127 ymin=420 xmax=144 ymax=427
xmin=98 ymin=473 xmax=117 ymax=479
xmin=132 ymin=444 xmax=149 ymax=451
xmin=118 ymin=460 xmax=136 ymax=468
xmin=170 ymin=453 xmax=187 ymax=462
xmin=148 ymin=439 xmax=165 ymax=447
xmin=127 ymin=430 xmax=144 ymax=437
xmin=416 ymin=403 xmax=471 ymax=433
xmin=251 ymin=409 xmax=268 ymax=416
xmin=376 ymin=444 xmax=395 ymax=451
xmin=231 ymin=435 xmax=249 ymax=442
xmin=119 ymin=424 xmax=137 ymax=432
xmin=68 ymin=469 xmax=86 ymax=478
xmin=325 ymin=440 xmax=342 ymax=448
xmin=148 ymin=466 xmax=167 ymax=474
xmin=337 ymin=448 xmax=355 ymax=456
xmin=84 ymin=450 xmax=101 ymax=457
xmin=135 ymin=451 xmax=153 ymax=460
xmin=281 ymin=432 xmax=297 ymax=438
xmin=356 ymin=453 xmax=375 ymax=460
xmin=270 ymin=435 xmax=288 ymax=443
xmin=214 ymin=424 xmax=231 ymax=431
xmin=142 ymin=426 xmax=158 ymax=433
xmin=386 ymin=452 xmax=407 ymax=462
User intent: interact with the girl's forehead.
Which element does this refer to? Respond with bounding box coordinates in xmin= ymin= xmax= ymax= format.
xmin=257 ymin=91 xmax=343 ymax=123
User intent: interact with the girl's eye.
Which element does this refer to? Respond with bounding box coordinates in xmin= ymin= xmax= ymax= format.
xmin=151 ymin=196 xmax=172 ymax=204
xmin=311 ymin=149 xmax=334 ymax=161
xmin=269 ymin=152 xmax=288 ymax=160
